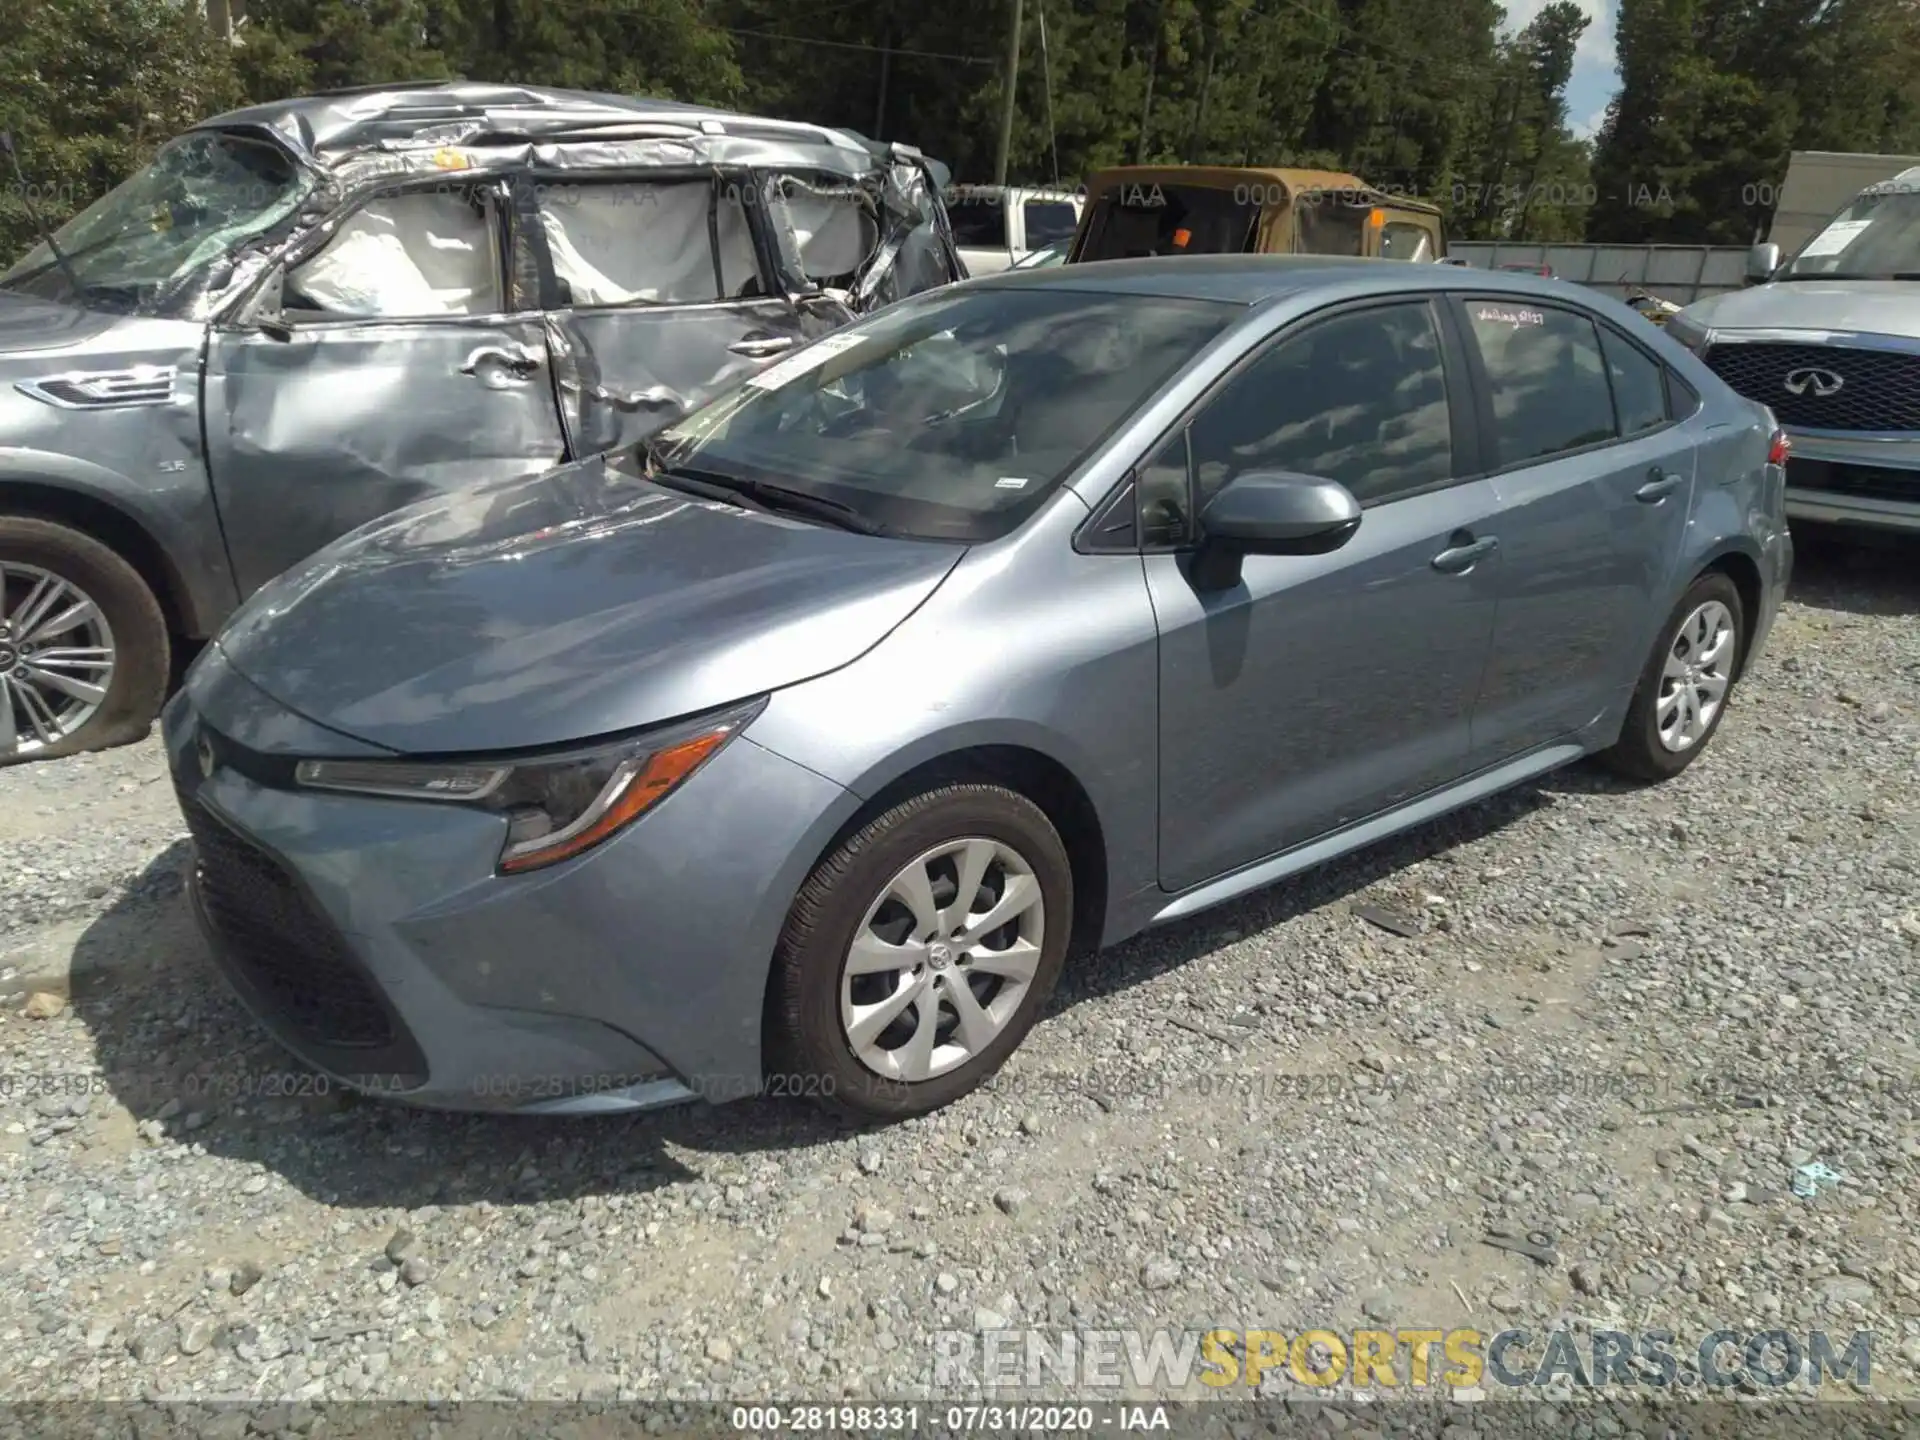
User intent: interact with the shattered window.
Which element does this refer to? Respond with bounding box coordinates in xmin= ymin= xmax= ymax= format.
xmin=286 ymin=188 xmax=498 ymax=319
xmin=537 ymin=179 xmax=758 ymax=306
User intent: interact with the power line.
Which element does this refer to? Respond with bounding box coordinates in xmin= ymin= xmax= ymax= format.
xmin=722 ymin=28 xmax=997 ymax=67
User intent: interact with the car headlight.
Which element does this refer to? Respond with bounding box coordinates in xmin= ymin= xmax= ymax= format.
xmin=1664 ymin=314 xmax=1709 ymax=353
xmin=293 ymin=697 xmax=766 ymax=874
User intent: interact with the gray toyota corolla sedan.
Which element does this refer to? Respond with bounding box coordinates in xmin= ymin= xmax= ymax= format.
xmin=162 ymin=256 xmax=1792 ymax=1121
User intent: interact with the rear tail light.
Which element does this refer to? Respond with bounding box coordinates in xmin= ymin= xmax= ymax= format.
xmin=1767 ymin=430 xmax=1790 ymax=466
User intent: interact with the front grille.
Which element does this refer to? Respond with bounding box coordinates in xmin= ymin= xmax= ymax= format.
xmin=1786 ymin=457 xmax=1920 ymax=502
xmin=1701 ymin=342 xmax=1920 ymax=432
xmin=180 ymin=792 xmax=395 ymax=1050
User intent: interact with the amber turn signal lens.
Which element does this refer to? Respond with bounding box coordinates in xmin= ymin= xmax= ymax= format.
xmin=497 ymin=729 xmax=731 ymax=874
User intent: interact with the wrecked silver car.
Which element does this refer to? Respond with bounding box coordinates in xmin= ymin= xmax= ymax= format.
xmin=0 ymin=82 xmax=962 ymax=762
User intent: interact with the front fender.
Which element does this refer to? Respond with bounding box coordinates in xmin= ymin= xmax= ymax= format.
xmin=0 ymin=446 xmax=239 ymax=638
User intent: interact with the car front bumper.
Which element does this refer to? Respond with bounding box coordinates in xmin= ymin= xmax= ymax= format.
xmin=1782 ymin=431 xmax=1920 ymax=534
xmin=160 ymin=649 xmax=859 ymax=1114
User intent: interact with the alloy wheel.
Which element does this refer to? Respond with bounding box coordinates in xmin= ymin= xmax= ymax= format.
xmin=840 ymin=837 xmax=1046 ymax=1083
xmin=1656 ymin=598 xmax=1734 ymax=753
xmin=0 ymin=561 xmax=118 ymax=757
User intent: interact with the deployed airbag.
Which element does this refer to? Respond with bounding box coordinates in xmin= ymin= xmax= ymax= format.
xmin=290 ymin=191 xmax=494 ymax=316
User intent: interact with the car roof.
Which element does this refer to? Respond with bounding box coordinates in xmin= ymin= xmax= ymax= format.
xmin=971 ymin=254 xmax=1582 ymax=306
xmin=1082 ymin=165 xmax=1444 ymax=218
xmin=193 ymin=80 xmax=881 ymax=165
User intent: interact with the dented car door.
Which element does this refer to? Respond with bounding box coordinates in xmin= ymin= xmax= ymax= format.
xmin=202 ymin=179 xmax=570 ymax=597
xmin=526 ymin=170 xmax=824 ymax=457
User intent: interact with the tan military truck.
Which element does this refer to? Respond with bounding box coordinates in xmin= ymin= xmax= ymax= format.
xmin=1065 ymin=165 xmax=1447 ymax=265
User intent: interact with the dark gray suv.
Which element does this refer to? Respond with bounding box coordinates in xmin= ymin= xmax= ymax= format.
xmin=0 ymin=82 xmax=960 ymax=763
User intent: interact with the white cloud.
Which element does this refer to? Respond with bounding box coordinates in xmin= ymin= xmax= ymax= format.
xmin=1500 ymin=0 xmax=1620 ymax=141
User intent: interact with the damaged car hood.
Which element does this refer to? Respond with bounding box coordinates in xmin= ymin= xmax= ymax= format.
xmin=211 ymin=452 xmax=965 ymax=756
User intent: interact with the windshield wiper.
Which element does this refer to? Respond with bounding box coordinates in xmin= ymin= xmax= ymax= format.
xmin=0 ymin=132 xmax=81 ymax=298
xmin=646 ymin=461 xmax=890 ymax=536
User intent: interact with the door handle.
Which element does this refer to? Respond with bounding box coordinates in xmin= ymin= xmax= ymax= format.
xmin=1431 ymin=534 xmax=1498 ymax=573
xmin=1636 ymin=469 xmax=1684 ymax=503
xmin=459 ymin=343 xmax=543 ymax=378
xmin=728 ymin=335 xmax=798 ymax=359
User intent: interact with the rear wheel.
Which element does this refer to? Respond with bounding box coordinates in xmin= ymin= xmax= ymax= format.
xmin=1602 ymin=571 xmax=1744 ymax=782
xmin=0 ymin=517 xmax=169 ymax=765
xmin=768 ymin=784 xmax=1072 ymax=1121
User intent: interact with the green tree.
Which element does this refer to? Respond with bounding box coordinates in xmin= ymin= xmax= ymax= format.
xmin=0 ymin=0 xmax=241 ymax=265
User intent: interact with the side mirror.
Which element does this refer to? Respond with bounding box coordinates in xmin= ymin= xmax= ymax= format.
xmin=1745 ymin=242 xmax=1780 ymax=283
xmin=1190 ymin=471 xmax=1362 ymax=591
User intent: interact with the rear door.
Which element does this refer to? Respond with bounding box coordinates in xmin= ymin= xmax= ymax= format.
xmin=204 ymin=179 xmax=570 ymax=597
xmin=1452 ymin=295 xmax=1700 ymax=761
xmin=524 ymin=168 xmax=822 ymax=458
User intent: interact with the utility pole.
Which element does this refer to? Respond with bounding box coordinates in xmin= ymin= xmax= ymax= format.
xmin=993 ymin=0 xmax=1024 ymax=188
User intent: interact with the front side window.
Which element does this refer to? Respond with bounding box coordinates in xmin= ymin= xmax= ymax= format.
xmin=1189 ymin=302 xmax=1455 ymax=509
xmin=537 ymin=178 xmax=757 ymax=306
xmin=0 ymin=130 xmax=312 ymax=312
xmin=286 ymin=187 xmax=499 ymax=319
xmin=650 ymin=287 xmax=1237 ymax=543
xmin=1463 ymin=301 xmax=1617 ymax=466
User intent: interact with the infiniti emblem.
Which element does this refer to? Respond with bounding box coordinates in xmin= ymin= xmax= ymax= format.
xmin=196 ymin=732 xmax=216 ymax=780
xmin=1782 ymin=366 xmax=1844 ymax=398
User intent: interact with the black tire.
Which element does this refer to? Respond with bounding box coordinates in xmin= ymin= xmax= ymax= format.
xmin=0 ymin=516 xmax=169 ymax=765
xmin=768 ymin=784 xmax=1073 ymax=1122
xmin=1601 ymin=571 xmax=1745 ymax=782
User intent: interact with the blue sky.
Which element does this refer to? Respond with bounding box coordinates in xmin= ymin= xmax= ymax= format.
xmin=1505 ymin=0 xmax=1619 ymax=139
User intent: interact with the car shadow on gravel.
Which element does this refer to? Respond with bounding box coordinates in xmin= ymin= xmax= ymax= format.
xmin=68 ymin=782 xmax=1563 ymax=1209
xmin=67 ymin=846 xmax=866 ymax=1211
xmin=1786 ymin=526 xmax=1920 ymax=617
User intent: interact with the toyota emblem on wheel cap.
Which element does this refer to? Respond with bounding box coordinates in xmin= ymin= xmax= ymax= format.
xmin=1782 ymin=366 xmax=1844 ymax=397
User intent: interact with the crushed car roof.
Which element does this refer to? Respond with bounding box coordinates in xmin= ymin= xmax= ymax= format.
xmin=192 ymin=81 xmax=949 ymax=185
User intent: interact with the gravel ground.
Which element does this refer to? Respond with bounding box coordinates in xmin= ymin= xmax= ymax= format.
xmin=1 ymin=534 xmax=1917 ymax=1417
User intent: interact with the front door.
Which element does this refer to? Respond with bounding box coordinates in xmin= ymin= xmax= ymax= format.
xmin=1451 ymin=297 xmax=1700 ymax=759
xmin=204 ymin=181 xmax=569 ymax=597
xmin=523 ymin=171 xmax=826 ymax=457
xmin=1144 ymin=298 xmax=1504 ymax=892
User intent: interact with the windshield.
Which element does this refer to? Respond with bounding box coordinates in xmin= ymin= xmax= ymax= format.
xmin=1777 ymin=185 xmax=1920 ymax=280
xmin=0 ymin=130 xmax=312 ymax=311
xmin=1075 ymin=184 xmax=1260 ymax=261
xmin=647 ymin=286 xmax=1238 ymax=542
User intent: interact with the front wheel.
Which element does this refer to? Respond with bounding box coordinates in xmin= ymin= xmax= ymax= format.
xmin=768 ymin=784 xmax=1073 ymax=1122
xmin=1601 ymin=571 xmax=1745 ymax=782
xmin=0 ymin=517 xmax=170 ymax=765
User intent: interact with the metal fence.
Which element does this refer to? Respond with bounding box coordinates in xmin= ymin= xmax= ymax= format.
xmin=1446 ymin=242 xmax=1752 ymax=306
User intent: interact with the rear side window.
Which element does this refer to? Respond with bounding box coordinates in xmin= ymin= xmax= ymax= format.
xmin=1599 ymin=326 xmax=1669 ymax=436
xmin=536 ymin=179 xmax=757 ymax=306
xmin=1023 ymin=201 xmax=1080 ymax=246
xmin=1464 ymin=301 xmax=1617 ymax=466
xmin=948 ymin=198 xmax=1008 ymax=249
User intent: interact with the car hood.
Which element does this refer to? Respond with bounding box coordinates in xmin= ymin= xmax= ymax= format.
xmin=214 ymin=452 xmax=965 ymax=755
xmin=1683 ymin=280 xmax=1920 ymax=337
xmin=0 ymin=288 xmax=122 ymax=355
